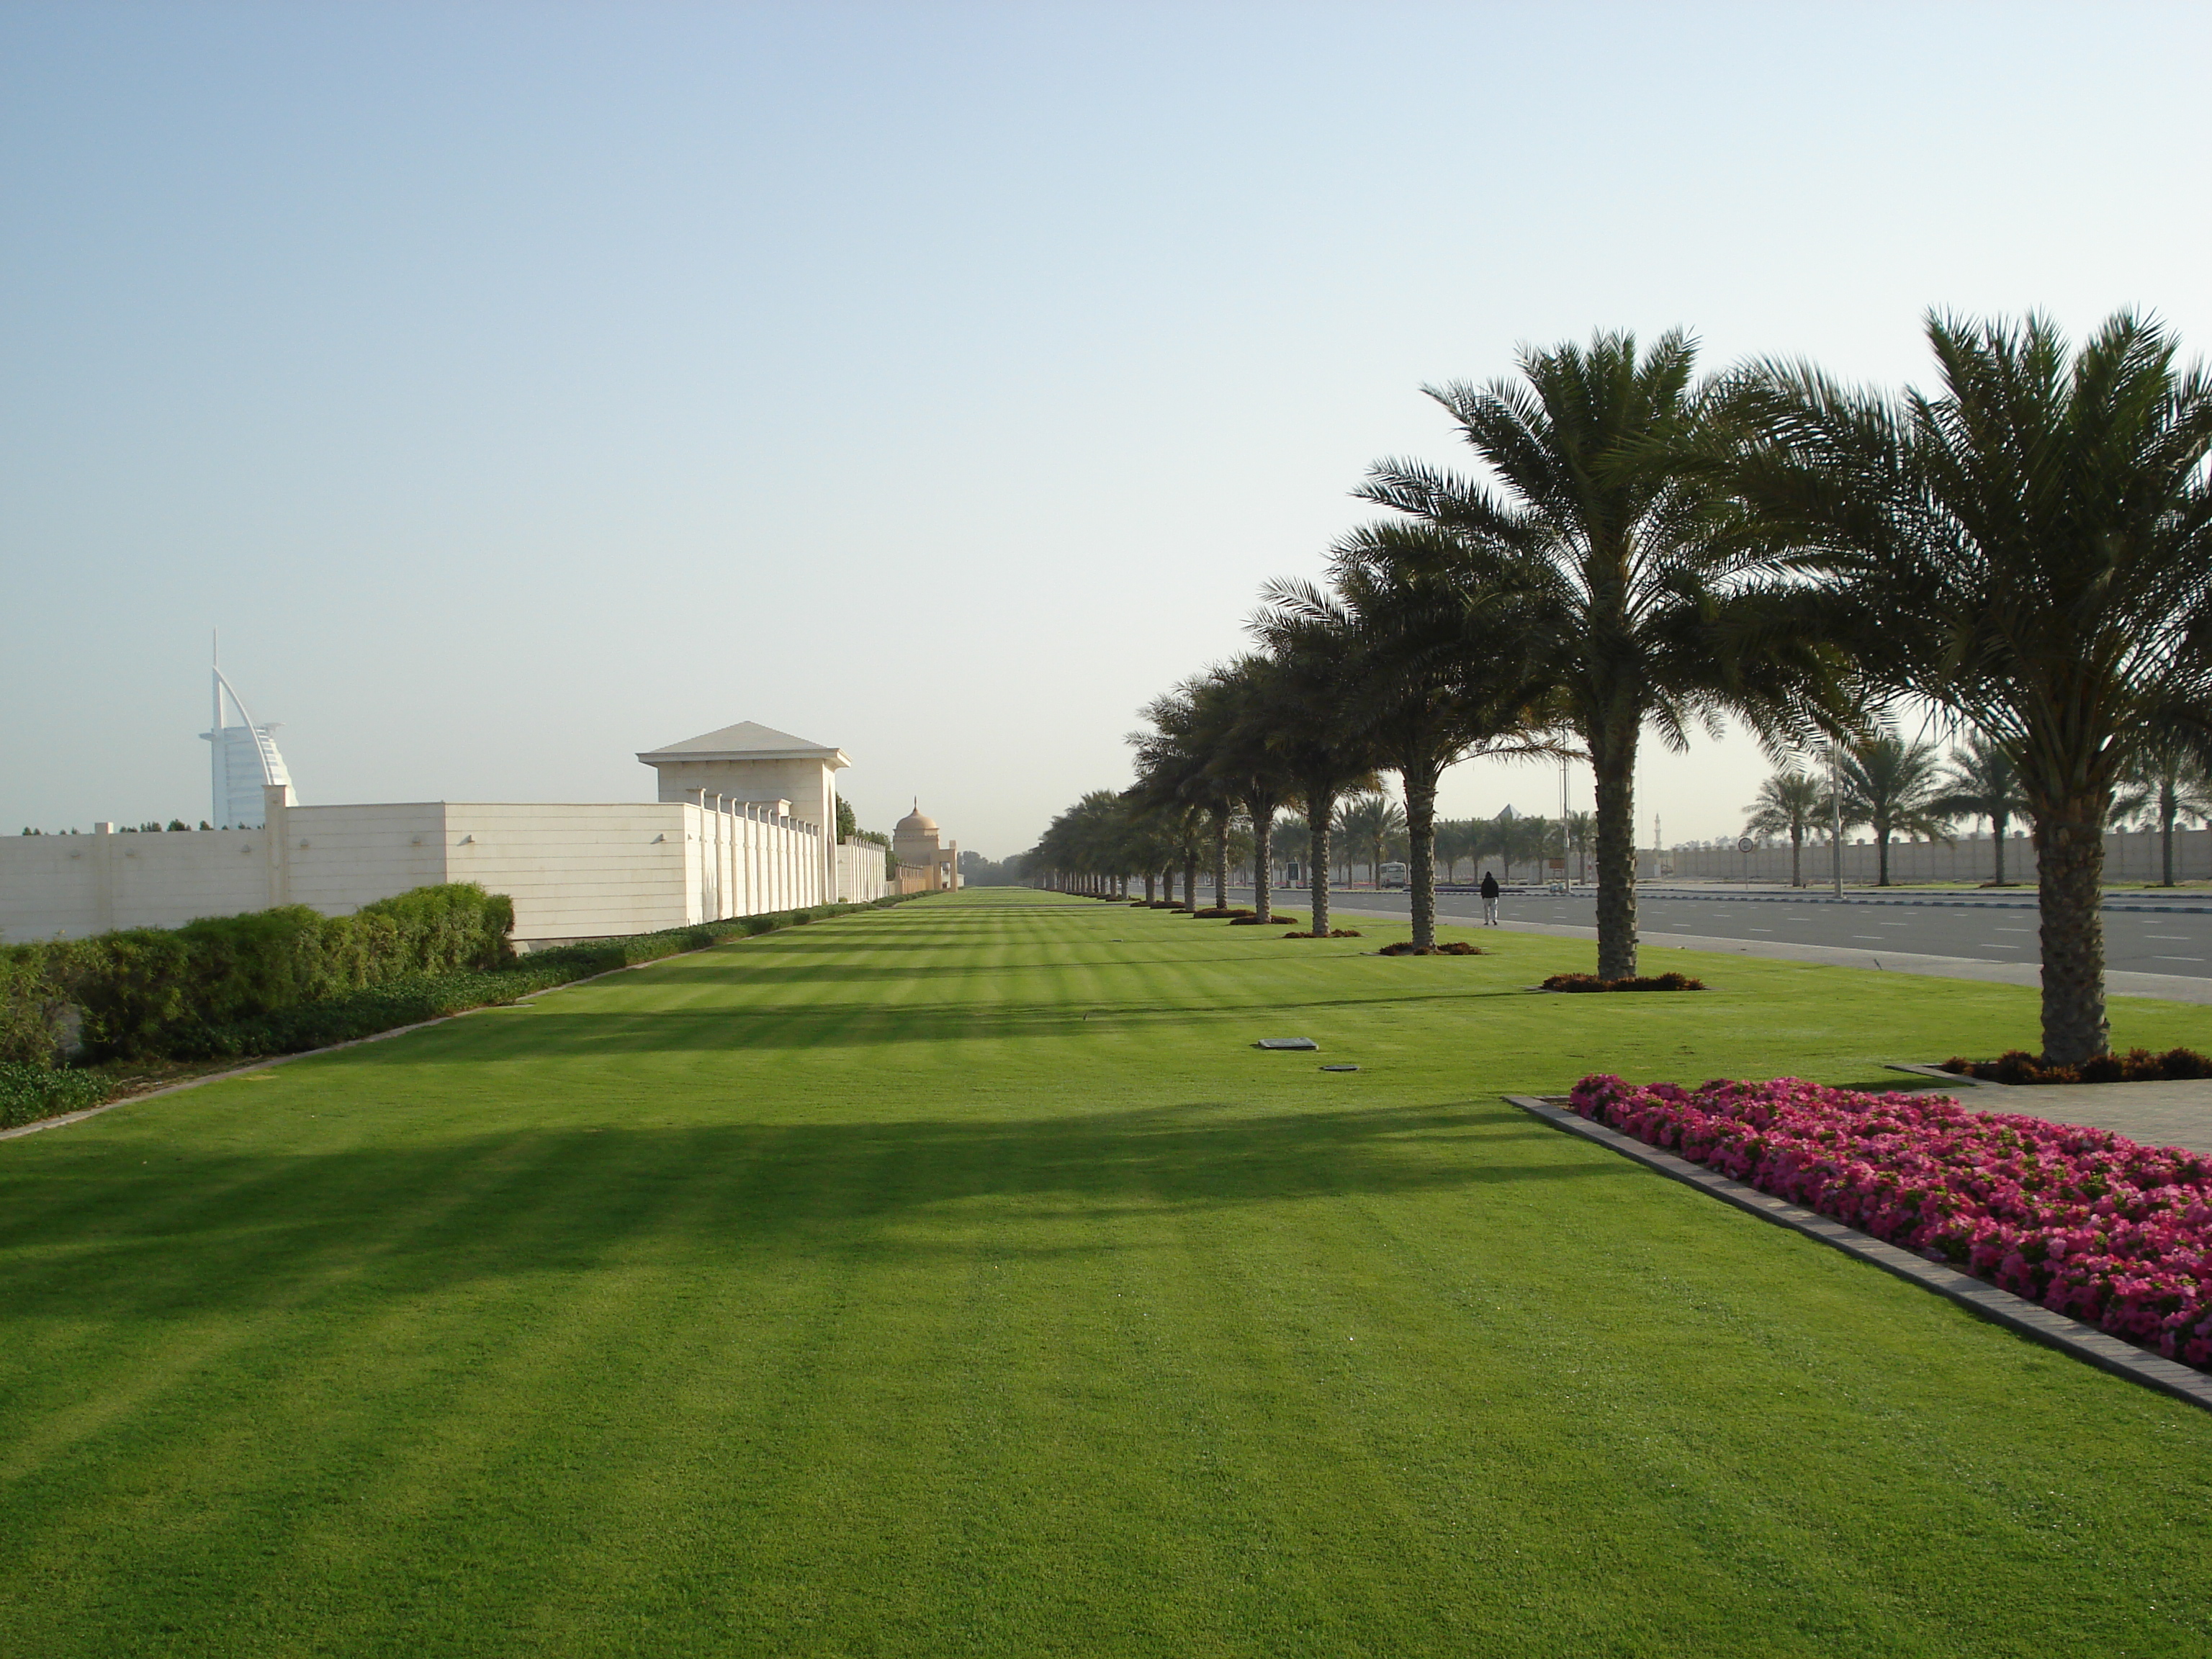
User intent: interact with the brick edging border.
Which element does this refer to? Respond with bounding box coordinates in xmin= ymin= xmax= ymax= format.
xmin=0 ymin=933 xmax=751 ymax=1144
xmin=1502 ymin=1093 xmax=2212 ymax=1415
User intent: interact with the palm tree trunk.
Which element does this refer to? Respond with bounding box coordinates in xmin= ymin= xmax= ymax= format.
xmin=1182 ymin=843 xmax=1198 ymax=912
xmin=1876 ymin=830 xmax=1892 ymax=886
xmin=1404 ymin=761 xmax=1441 ymax=950
xmin=1992 ymin=812 xmax=2008 ymax=886
xmin=1305 ymin=781 xmax=1334 ymax=938
xmin=1251 ymin=801 xmax=1275 ymax=924
xmin=2161 ymin=802 xmax=2176 ymax=887
xmin=1591 ymin=723 xmax=1640 ymax=979
xmin=1213 ymin=815 xmax=1230 ymax=910
xmin=2036 ymin=799 xmax=2110 ymax=1064
xmin=1143 ymin=871 xmax=1156 ymax=904
xmin=1789 ymin=827 xmax=1802 ymax=888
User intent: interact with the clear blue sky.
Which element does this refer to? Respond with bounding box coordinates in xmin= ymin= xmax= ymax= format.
xmin=5 ymin=2 xmax=2207 ymax=858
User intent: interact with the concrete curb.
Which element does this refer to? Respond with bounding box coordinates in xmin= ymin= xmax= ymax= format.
xmin=0 ymin=934 xmax=751 ymax=1144
xmin=1502 ymin=1092 xmax=2212 ymax=1415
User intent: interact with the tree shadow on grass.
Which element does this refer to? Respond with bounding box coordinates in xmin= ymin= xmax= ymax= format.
xmin=407 ymin=989 xmax=1546 ymax=1058
xmin=0 ymin=1102 xmax=1619 ymax=1329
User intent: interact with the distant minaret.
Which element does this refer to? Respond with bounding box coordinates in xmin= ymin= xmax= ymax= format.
xmin=199 ymin=634 xmax=294 ymax=827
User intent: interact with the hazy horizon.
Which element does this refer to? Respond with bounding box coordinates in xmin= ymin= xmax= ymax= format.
xmin=6 ymin=3 xmax=2208 ymax=859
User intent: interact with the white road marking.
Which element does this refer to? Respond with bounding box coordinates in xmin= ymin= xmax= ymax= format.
xmin=2155 ymin=955 xmax=2206 ymax=963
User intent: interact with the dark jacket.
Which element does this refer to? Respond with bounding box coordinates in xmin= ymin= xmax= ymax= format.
xmin=1480 ymin=873 xmax=1500 ymax=899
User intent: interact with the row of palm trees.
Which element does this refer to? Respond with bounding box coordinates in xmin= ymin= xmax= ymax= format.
xmin=1262 ymin=800 xmax=1588 ymax=886
xmin=1747 ymin=732 xmax=2212 ymax=889
xmin=1022 ymin=311 xmax=2212 ymax=1065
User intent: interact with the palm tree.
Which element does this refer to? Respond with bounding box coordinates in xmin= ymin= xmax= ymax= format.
xmin=1255 ymin=608 xmax=1386 ymax=939
xmin=1331 ymin=795 xmax=1395 ymax=884
xmin=2112 ymin=734 xmax=2212 ymax=888
xmin=1356 ymin=329 xmax=1841 ymax=978
xmin=1130 ymin=680 xmax=1237 ymax=912
xmin=1933 ymin=731 xmax=2029 ymax=887
xmin=1272 ymin=814 xmax=1312 ymax=882
xmin=1565 ymin=810 xmax=1594 ymax=886
xmin=1202 ymin=657 xmax=1300 ymax=922
xmin=1504 ymin=811 xmax=1557 ymax=886
xmin=1435 ymin=819 xmax=1478 ymax=884
xmin=1175 ymin=669 xmax=1257 ymax=909
xmin=1828 ymin=735 xmax=1953 ymax=886
xmin=1258 ymin=553 xmax=1563 ymax=947
xmin=1033 ymin=790 xmax=1143 ymax=894
xmin=1732 ymin=311 xmax=2212 ymax=1061
xmin=1743 ymin=769 xmax=1824 ymax=887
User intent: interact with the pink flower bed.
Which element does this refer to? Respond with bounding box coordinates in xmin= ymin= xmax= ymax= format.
xmin=1570 ymin=1075 xmax=2212 ymax=1370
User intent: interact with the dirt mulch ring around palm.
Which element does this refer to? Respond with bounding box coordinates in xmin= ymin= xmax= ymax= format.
xmin=1536 ymin=972 xmax=1706 ymax=992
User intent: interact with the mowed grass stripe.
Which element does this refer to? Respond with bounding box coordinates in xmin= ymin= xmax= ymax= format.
xmin=2 ymin=889 xmax=2210 ymax=1656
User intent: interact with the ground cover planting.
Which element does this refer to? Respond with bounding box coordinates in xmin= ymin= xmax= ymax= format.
xmin=1542 ymin=971 xmax=1705 ymax=992
xmin=4 ymin=891 xmax=2211 ymax=1655
xmin=1941 ymin=1046 xmax=2212 ymax=1085
xmin=1570 ymin=1075 xmax=2212 ymax=1369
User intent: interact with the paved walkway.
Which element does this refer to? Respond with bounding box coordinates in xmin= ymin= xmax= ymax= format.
xmin=1887 ymin=1067 xmax=2212 ymax=1156
xmin=1328 ymin=905 xmax=2212 ymax=1007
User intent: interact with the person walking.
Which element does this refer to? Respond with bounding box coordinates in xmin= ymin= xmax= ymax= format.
xmin=1480 ymin=869 xmax=1501 ymax=926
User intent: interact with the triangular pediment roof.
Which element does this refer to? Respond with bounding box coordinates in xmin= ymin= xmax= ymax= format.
xmin=638 ymin=721 xmax=849 ymax=765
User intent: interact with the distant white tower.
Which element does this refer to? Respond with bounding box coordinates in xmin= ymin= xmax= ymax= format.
xmin=199 ymin=643 xmax=293 ymax=828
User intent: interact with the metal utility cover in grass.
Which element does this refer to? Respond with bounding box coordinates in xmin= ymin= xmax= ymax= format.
xmin=1254 ymin=1037 xmax=1319 ymax=1050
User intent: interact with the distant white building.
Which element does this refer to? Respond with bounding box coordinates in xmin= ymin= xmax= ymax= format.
xmin=892 ymin=802 xmax=960 ymax=891
xmin=3 ymin=717 xmax=900 ymax=944
xmin=200 ymin=667 xmax=293 ymax=829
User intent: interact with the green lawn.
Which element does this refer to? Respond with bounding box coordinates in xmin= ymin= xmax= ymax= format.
xmin=4 ymin=891 xmax=2209 ymax=1657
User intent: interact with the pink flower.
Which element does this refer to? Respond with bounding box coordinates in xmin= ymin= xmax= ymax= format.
xmin=1567 ymin=1074 xmax=2212 ymax=1376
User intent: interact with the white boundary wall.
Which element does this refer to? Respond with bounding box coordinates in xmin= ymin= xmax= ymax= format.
xmin=835 ymin=842 xmax=889 ymax=906
xmin=0 ymin=788 xmax=850 ymax=945
xmin=1661 ymin=827 xmax=2212 ymax=886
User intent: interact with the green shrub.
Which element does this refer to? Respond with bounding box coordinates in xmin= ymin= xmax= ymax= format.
xmin=0 ymin=1061 xmax=105 ymax=1129
xmin=20 ymin=884 xmax=516 ymax=1061
xmin=0 ymin=892 xmax=932 ymax=1128
xmin=0 ymin=950 xmax=73 ymax=1066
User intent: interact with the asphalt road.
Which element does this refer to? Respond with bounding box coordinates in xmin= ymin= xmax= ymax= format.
xmin=1241 ymin=887 xmax=2212 ymax=978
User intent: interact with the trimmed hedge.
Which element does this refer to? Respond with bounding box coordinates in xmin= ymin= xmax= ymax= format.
xmin=0 ymin=1061 xmax=106 ymax=1130
xmin=0 ymin=891 xmax=929 ymax=1127
xmin=139 ymin=897 xmax=920 ymax=1061
xmin=1 ymin=884 xmax=516 ymax=1064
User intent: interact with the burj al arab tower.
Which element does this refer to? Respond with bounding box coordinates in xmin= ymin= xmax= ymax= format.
xmin=199 ymin=657 xmax=293 ymax=829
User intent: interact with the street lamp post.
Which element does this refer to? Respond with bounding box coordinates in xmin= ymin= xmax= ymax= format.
xmin=1829 ymin=744 xmax=1845 ymax=898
